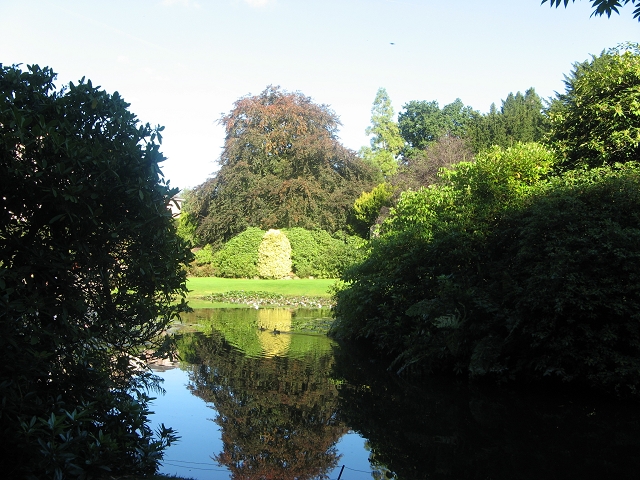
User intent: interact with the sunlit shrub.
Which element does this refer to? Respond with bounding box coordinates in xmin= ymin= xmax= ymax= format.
xmin=257 ymin=229 xmax=292 ymax=279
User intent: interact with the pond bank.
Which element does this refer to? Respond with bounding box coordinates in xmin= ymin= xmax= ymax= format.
xmin=182 ymin=277 xmax=337 ymax=309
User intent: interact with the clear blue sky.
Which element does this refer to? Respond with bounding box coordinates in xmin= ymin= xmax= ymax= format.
xmin=2 ymin=0 xmax=638 ymax=190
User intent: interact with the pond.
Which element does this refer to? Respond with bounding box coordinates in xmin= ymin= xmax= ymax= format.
xmin=150 ymin=308 xmax=640 ymax=480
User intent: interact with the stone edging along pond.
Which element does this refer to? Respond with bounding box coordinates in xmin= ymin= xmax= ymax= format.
xmin=202 ymin=290 xmax=335 ymax=309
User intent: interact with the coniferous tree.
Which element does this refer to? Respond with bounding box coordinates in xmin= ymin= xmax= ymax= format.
xmin=359 ymin=87 xmax=405 ymax=178
xmin=468 ymin=88 xmax=546 ymax=152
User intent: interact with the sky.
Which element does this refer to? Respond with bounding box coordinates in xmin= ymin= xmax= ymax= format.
xmin=2 ymin=0 xmax=639 ymax=191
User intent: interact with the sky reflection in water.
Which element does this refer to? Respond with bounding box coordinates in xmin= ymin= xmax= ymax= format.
xmin=150 ymin=308 xmax=640 ymax=480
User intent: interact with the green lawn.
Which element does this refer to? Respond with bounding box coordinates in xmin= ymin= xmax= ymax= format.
xmin=184 ymin=277 xmax=337 ymax=308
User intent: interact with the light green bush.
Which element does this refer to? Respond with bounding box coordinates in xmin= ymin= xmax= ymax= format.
xmin=188 ymin=226 xmax=365 ymax=279
xmin=257 ymin=229 xmax=292 ymax=279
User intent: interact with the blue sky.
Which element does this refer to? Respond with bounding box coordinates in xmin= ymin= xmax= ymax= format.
xmin=2 ymin=0 xmax=638 ymax=190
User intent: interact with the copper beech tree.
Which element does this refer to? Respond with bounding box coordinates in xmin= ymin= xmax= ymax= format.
xmin=191 ymin=86 xmax=378 ymax=249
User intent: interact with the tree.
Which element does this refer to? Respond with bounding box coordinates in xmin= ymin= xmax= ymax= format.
xmin=359 ymin=87 xmax=405 ymax=177
xmin=501 ymin=89 xmax=546 ymax=142
xmin=547 ymin=44 xmax=640 ymax=170
xmin=350 ymin=183 xmax=395 ymax=238
xmin=395 ymin=135 xmax=475 ymax=190
xmin=0 ymin=65 xmax=191 ymax=477
xmin=542 ymin=0 xmax=640 ymax=21
xmin=398 ymin=98 xmax=476 ymax=155
xmin=191 ymin=86 xmax=378 ymax=248
xmin=468 ymin=88 xmax=547 ymax=153
xmin=175 ymin=188 xmax=200 ymax=247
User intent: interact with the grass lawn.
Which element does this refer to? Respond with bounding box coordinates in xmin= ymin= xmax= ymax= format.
xmin=184 ymin=277 xmax=338 ymax=308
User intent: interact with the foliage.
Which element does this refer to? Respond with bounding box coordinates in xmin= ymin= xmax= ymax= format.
xmin=188 ymin=244 xmax=217 ymax=277
xmin=359 ymin=88 xmax=405 ymax=178
xmin=194 ymin=244 xmax=216 ymax=265
xmin=350 ymin=183 xmax=395 ymax=238
xmin=257 ymin=229 xmax=292 ymax=279
xmin=542 ymin=0 xmax=640 ymax=21
xmin=334 ymin=133 xmax=640 ymax=395
xmin=547 ymin=44 xmax=640 ymax=170
xmin=0 ymin=65 xmax=190 ymax=478
xmin=283 ymin=227 xmax=368 ymax=278
xmin=468 ymin=88 xmax=547 ymax=153
xmin=190 ymin=85 xmax=378 ymax=248
xmin=393 ymin=136 xmax=475 ymax=191
xmin=383 ymin=142 xmax=555 ymax=236
xmin=187 ymin=226 xmax=364 ymax=280
xmin=398 ymin=98 xmax=476 ymax=155
xmin=175 ymin=189 xmax=200 ymax=247
xmin=211 ymin=227 xmax=265 ymax=278
xmin=482 ymin=163 xmax=640 ymax=392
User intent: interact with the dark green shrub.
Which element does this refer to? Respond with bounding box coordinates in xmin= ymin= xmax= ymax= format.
xmin=485 ymin=163 xmax=640 ymax=393
xmin=0 ymin=65 xmax=189 ymax=478
xmin=283 ymin=228 xmax=367 ymax=278
xmin=283 ymin=227 xmax=317 ymax=277
xmin=332 ymin=143 xmax=553 ymax=371
xmin=333 ymin=152 xmax=640 ymax=395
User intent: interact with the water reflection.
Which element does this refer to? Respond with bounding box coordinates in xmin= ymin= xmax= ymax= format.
xmin=332 ymin=342 xmax=640 ymax=480
xmin=158 ymin=308 xmax=640 ymax=480
xmin=174 ymin=308 xmax=346 ymax=479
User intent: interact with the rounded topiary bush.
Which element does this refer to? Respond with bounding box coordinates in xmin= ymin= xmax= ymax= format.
xmin=282 ymin=227 xmax=320 ymax=278
xmin=284 ymin=227 xmax=367 ymax=279
xmin=257 ymin=229 xmax=292 ymax=279
xmin=212 ymin=227 xmax=265 ymax=278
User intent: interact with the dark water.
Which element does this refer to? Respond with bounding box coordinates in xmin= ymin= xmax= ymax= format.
xmin=150 ymin=308 xmax=640 ymax=480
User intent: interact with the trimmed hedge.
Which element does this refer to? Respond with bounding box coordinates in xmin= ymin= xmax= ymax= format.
xmin=212 ymin=227 xmax=266 ymax=278
xmin=257 ymin=229 xmax=292 ymax=279
xmin=188 ymin=227 xmax=366 ymax=279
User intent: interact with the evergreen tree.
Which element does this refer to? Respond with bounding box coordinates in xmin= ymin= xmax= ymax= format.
xmin=359 ymin=87 xmax=405 ymax=178
xmin=468 ymin=88 xmax=546 ymax=152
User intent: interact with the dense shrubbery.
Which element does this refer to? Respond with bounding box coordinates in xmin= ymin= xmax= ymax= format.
xmin=332 ymin=46 xmax=640 ymax=396
xmin=332 ymin=142 xmax=554 ymax=360
xmin=283 ymin=228 xmax=367 ymax=278
xmin=189 ymin=244 xmax=217 ymax=277
xmin=209 ymin=227 xmax=266 ymax=278
xmin=189 ymin=227 xmax=366 ymax=279
xmin=1 ymin=65 xmax=189 ymax=478
xmin=332 ymin=144 xmax=640 ymax=394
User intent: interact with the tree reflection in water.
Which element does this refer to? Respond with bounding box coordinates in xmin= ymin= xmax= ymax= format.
xmin=171 ymin=308 xmax=640 ymax=480
xmin=178 ymin=327 xmax=346 ymax=479
xmin=332 ymin=342 xmax=640 ymax=480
